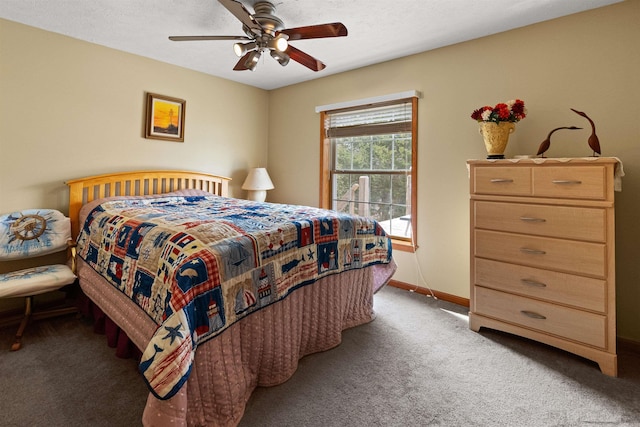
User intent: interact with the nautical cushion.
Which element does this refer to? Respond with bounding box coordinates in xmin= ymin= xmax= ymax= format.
xmin=0 ymin=264 xmax=76 ymax=298
xmin=0 ymin=209 xmax=71 ymax=260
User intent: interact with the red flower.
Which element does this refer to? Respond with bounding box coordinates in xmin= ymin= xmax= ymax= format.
xmin=495 ymin=104 xmax=510 ymax=120
xmin=470 ymin=99 xmax=527 ymax=123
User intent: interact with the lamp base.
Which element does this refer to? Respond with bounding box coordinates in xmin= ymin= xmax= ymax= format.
xmin=246 ymin=190 xmax=267 ymax=202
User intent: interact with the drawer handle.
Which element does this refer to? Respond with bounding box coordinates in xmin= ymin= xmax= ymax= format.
xmin=490 ymin=178 xmax=514 ymax=183
xmin=551 ymin=179 xmax=582 ymax=185
xmin=520 ymin=247 xmax=546 ymax=255
xmin=521 ymin=310 xmax=547 ymax=320
xmin=521 ymin=279 xmax=547 ymax=288
xmin=520 ymin=217 xmax=546 ymax=223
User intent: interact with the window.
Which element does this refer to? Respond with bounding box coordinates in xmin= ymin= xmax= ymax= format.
xmin=319 ymin=94 xmax=418 ymax=251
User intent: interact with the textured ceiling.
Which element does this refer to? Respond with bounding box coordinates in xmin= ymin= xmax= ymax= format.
xmin=0 ymin=0 xmax=623 ymax=90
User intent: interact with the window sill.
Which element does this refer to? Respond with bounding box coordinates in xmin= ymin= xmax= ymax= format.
xmin=391 ymin=238 xmax=416 ymax=253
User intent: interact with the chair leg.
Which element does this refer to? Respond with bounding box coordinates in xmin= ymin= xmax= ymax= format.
xmin=10 ymin=296 xmax=33 ymax=351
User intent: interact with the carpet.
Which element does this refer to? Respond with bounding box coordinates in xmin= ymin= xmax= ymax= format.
xmin=1 ymin=285 xmax=639 ymax=426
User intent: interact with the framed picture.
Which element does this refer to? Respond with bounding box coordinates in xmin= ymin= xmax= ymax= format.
xmin=145 ymin=93 xmax=186 ymax=142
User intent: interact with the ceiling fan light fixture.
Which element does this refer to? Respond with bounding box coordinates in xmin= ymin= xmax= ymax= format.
xmin=233 ymin=41 xmax=257 ymax=57
xmin=270 ymin=49 xmax=290 ymax=67
xmin=244 ymin=50 xmax=262 ymax=71
xmin=274 ymin=35 xmax=288 ymax=52
xmin=265 ymin=35 xmax=288 ymax=52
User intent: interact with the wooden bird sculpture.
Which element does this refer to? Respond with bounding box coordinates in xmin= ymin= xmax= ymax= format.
xmin=571 ymin=108 xmax=601 ymax=156
xmin=536 ymin=126 xmax=582 ymax=157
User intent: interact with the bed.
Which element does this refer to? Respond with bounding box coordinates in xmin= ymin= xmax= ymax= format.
xmin=66 ymin=170 xmax=396 ymax=427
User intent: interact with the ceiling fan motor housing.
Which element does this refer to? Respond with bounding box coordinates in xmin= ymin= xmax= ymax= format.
xmin=246 ymin=1 xmax=284 ymax=37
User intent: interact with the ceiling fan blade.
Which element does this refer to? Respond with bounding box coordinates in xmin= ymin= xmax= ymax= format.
xmin=169 ymin=35 xmax=251 ymax=41
xmin=218 ymin=0 xmax=263 ymax=34
xmin=286 ymin=45 xmax=326 ymax=72
xmin=279 ymin=23 xmax=347 ymax=41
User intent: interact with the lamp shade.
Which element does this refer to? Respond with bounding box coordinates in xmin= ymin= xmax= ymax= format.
xmin=242 ymin=168 xmax=274 ymax=202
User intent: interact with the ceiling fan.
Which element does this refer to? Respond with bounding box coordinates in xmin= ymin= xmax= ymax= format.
xmin=169 ymin=0 xmax=348 ymax=72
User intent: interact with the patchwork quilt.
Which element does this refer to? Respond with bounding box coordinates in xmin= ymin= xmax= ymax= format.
xmin=76 ymin=194 xmax=392 ymax=399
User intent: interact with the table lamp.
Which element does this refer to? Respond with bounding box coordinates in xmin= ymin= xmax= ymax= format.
xmin=242 ymin=167 xmax=274 ymax=202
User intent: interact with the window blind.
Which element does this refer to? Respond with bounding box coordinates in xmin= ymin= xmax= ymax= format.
xmin=324 ymin=101 xmax=413 ymax=138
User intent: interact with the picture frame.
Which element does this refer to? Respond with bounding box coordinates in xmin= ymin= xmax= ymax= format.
xmin=145 ymin=92 xmax=186 ymax=142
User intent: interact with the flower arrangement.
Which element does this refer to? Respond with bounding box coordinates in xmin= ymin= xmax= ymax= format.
xmin=471 ymin=99 xmax=527 ymax=124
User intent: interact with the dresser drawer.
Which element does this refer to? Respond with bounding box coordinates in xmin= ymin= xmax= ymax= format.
xmin=474 ymin=286 xmax=606 ymax=348
xmin=474 ymin=201 xmax=606 ymax=242
xmin=474 ymin=258 xmax=606 ymax=312
xmin=533 ymin=166 xmax=607 ymax=200
xmin=473 ymin=167 xmax=532 ymax=196
xmin=474 ymin=230 xmax=606 ymax=277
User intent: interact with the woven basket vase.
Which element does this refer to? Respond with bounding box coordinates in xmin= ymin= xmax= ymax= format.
xmin=478 ymin=121 xmax=516 ymax=159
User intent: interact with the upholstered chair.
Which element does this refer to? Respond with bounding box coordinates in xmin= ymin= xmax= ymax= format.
xmin=0 ymin=209 xmax=77 ymax=350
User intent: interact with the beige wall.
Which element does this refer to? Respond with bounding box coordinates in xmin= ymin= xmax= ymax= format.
xmin=1 ymin=2 xmax=639 ymax=343
xmin=0 ymin=18 xmax=268 ymax=309
xmin=0 ymin=18 xmax=269 ymax=214
xmin=268 ymin=1 xmax=640 ymax=342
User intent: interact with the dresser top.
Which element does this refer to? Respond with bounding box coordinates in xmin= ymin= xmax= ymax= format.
xmin=467 ymin=157 xmax=619 ymax=166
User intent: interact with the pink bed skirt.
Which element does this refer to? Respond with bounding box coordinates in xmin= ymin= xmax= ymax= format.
xmin=77 ymin=258 xmax=396 ymax=426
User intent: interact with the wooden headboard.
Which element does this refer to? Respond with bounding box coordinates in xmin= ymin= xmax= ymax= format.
xmin=66 ymin=170 xmax=231 ymax=238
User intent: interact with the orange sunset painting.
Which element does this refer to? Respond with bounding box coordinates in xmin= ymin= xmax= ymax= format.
xmin=152 ymin=99 xmax=181 ymax=136
xmin=145 ymin=93 xmax=185 ymax=142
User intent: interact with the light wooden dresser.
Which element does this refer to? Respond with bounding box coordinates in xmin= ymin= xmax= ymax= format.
xmin=468 ymin=157 xmax=619 ymax=376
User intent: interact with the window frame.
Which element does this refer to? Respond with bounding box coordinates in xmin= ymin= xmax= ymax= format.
xmin=319 ymin=96 xmax=418 ymax=252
